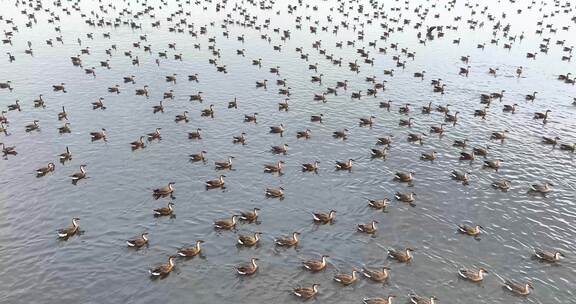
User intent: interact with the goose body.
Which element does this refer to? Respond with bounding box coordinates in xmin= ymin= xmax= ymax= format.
xmin=303 ymin=255 xmax=328 ymax=272
xmin=334 ymin=269 xmax=358 ymax=285
xmin=214 ymin=215 xmax=238 ymax=230
xmin=236 ymin=258 xmax=259 ymax=275
xmin=362 ymin=266 xmax=390 ymax=282
xmin=358 ymin=220 xmax=378 ymax=234
xmin=177 ymin=240 xmax=204 ymax=257
xmin=127 ymin=233 xmax=149 ymax=247
xmin=149 ymin=256 xmax=176 ymax=277
xmin=238 ymin=232 xmax=262 ymax=246
xmin=57 ymin=218 xmax=80 ymax=238
xmin=206 ymin=175 xmax=226 ymax=188
xmin=534 ymin=249 xmax=563 ymax=262
xmin=153 ymin=202 xmax=174 ymax=216
xmin=504 ymin=281 xmax=533 ymax=296
xmin=292 ymin=284 xmax=319 ymax=299
xmin=275 ymin=232 xmax=300 ymax=247
xmin=458 ymin=268 xmax=487 ymax=282
xmin=388 ymin=248 xmax=414 ymax=262
xmin=312 ymin=210 xmax=336 ymax=224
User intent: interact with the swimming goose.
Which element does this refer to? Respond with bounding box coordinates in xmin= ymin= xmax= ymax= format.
xmin=458 ymin=268 xmax=487 ymax=282
xmin=214 ymin=215 xmax=238 ymax=230
xmin=516 ymin=66 xmax=523 ymax=77
xmin=492 ymin=179 xmax=512 ymax=191
xmin=33 ymin=95 xmax=45 ymax=108
xmin=303 ymin=255 xmax=329 ymax=272
xmin=292 ymin=284 xmax=319 ymax=300
xmin=457 ymin=224 xmax=483 ymax=236
xmin=310 ymin=114 xmax=323 ymax=123
xmin=177 ymin=240 xmax=204 ymax=257
xmin=92 ymin=97 xmax=106 ymax=110
xmin=362 ymin=295 xmax=395 ymax=304
xmin=559 ymin=143 xmax=576 ymax=152
xmin=228 ymin=97 xmax=238 ymax=109
xmin=256 ymin=79 xmax=268 ymax=88
xmin=333 ymin=129 xmax=349 ymax=139
xmin=503 ymin=281 xmax=533 ymax=296
xmin=127 ymin=233 xmax=149 ymax=248
xmin=265 ymin=187 xmax=284 ymax=198
xmin=407 ymin=133 xmax=425 ymax=144
xmin=312 ymin=210 xmax=336 ymax=224
xmin=36 ymin=162 xmax=55 ymax=177
xmin=533 ymin=110 xmax=550 ymax=120
xmin=420 ymin=151 xmax=437 ymax=161
xmin=7 ymin=99 xmax=21 ymax=111
xmin=123 ymin=75 xmax=135 ymax=83
xmin=371 ymin=147 xmax=387 ymax=158
xmin=90 ymin=128 xmax=107 ymax=141
xmin=459 ymin=151 xmax=475 ymax=161
xmin=451 ymin=170 xmax=470 ymax=184
xmin=188 ymin=128 xmax=202 ymax=140
xmin=399 ymin=118 xmax=414 ymax=127
xmin=59 ymin=146 xmax=72 ymax=162
xmin=269 ymin=124 xmax=285 ymax=135
xmin=394 ymin=171 xmax=415 ymax=182
xmin=130 ymin=136 xmax=146 ymax=150
xmin=278 ymin=99 xmax=289 ymax=111
xmin=147 ymin=128 xmax=162 ymax=141
xmin=0 ymin=123 xmax=7 ymax=135
xmin=189 ymin=92 xmax=203 ymax=102
xmin=422 ymin=102 xmax=433 ymax=114
xmin=413 ymin=71 xmax=425 ymax=80
xmin=236 ymin=258 xmax=259 ymax=275
xmin=302 ymin=161 xmax=320 ymax=172
xmin=135 ymin=85 xmax=149 ymax=97
xmin=525 ymin=91 xmax=538 ymax=101
xmin=296 ymin=129 xmax=311 ymax=139
xmin=453 ymin=139 xmax=468 ymax=148
xmin=533 ymin=249 xmax=564 ymax=262
xmin=380 ymin=100 xmax=392 ymax=111
xmin=239 ymin=208 xmax=260 ymax=222
xmin=25 ymin=120 xmax=40 ymax=132
xmin=334 ymin=269 xmax=359 ymax=285
xmin=154 ymin=202 xmax=174 ymax=216
xmin=483 ymin=159 xmax=503 ymax=170
xmin=206 ymin=175 xmax=226 ymax=188
xmin=215 ymin=157 xmax=233 ymax=169
xmin=52 ymin=83 xmax=67 ymax=93
xmin=409 ymin=294 xmax=437 ymax=304
xmin=153 ymin=182 xmax=175 ymax=197
xmin=175 ymin=111 xmax=189 ymax=123
xmin=238 ymin=232 xmax=262 ymax=246
xmin=388 ymin=248 xmax=415 ymax=262
xmin=362 ymin=266 xmax=390 ymax=282
xmin=529 ymin=182 xmax=553 ymax=193
xmin=395 ymin=192 xmax=416 ymax=203
xmin=367 ymin=198 xmax=390 ymax=210
xmin=70 ymin=165 xmax=87 ymax=181
xmin=275 ymin=231 xmax=300 ymax=246
xmin=399 ymin=103 xmax=411 ymax=114
xmin=264 ymin=160 xmax=284 ymax=173
xmin=107 ymin=85 xmax=120 ymax=93
xmin=335 ymin=159 xmax=353 ymax=170
xmin=359 ymin=116 xmax=375 ymax=126
xmin=233 ymin=132 xmax=246 ymax=145
xmin=271 ymin=144 xmax=289 ymax=154
xmin=57 ymin=218 xmax=80 ymax=238
xmin=189 ymin=151 xmax=207 ymax=162
xmin=358 ymin=220 xmax=378 ymax=234
xmin=0 ymin=81 xmax=13 ymax=91
xmin=444 ymin=111 xmax=459 ymax=123
xmin=165 ymin=73 xmax=177 ymax=84
xmin=542 ymin=136 xmax=560 ymax=146
xmin=149 ymin=256 xmax=176 ymax=277
xmin=503 ymin=104 xmax=518 ymax=113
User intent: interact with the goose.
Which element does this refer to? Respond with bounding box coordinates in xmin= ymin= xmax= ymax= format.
xmin=153 ymin=202 xmax=174 ymax=216
xmin=278 ymin=99 xmax=289 ymax=111
xmin=127 ymin=233 xmax=149 ymax=248
xmin=459 ymin=65 xmax=470 ymax=76
xmin=313 ymin=93 xmax=327 ymax=102
xmin=0 ymin=123 xmax=7 ymax=135
xmin=311 ymin=74 xmax=323 ymax=83
xmin=271 ymin=144 xmax=288 ymax=154
xmin=459 ymin=151 xmax=475 ymax=161
xmin=52 ymin=83 xmax=67 ymax=92
xmin=292 ymin=284 xmax=319 ymax=300
xmin=7 ymin=99 xmax=21 ymax=111
xmin=33 ymin=95 xmax=45 ymax=108
xmin=70 ymin=165 xmax=87 ymax=181
xmin=367 ymin=198 xmax=390 ymax=210
xmin=516 ymin=66 xmax=523 ymax=77
xmin=422 ymin=102 xmax=433 ymax=114
xmin=371 ymin=147 xmax=387 ymax=158
xmin=534 ymin=249 xmax=564 ymax=262
xmin=108 ymin=85 xmax=120 ymax=93
xmin=436 ymin=104 xmax=450 ymax=113
xmin=458 ymin=224 xmax=483 ymax=236
xmin=529 ymin=182 xmax=553 ymax=193
xmin=59 ymin=146 xmax=72 ymax=162
xmin=460 ymin=55 xmax=470 ymax=63
xmin=503 ymin=104 xmax=518 ymax=113
xmin=429 ymin=124 xmax=445 ymax=134
xmin=57 ymin=218 xmax=80 ymax=238
xmin=0 ymin=81 xmax=13 ymax=91
xmin=135 ymin=85 xmax=149 ymax=97
xmin=303 ymin=255 xmax=329 ymax=272
xmin=351 ymin=91 xmax=363 ymax=99
xmin=433 ymin=84 xmax=446 ymax=93
xmin=312 ymin=210 xmax=336 ymax=224
xmin=269 ymin=124 xmax=285 ymax=135
xmin=92 ymin=97 xmax=106 ymax=110
xmin=236 ymin=258 xmax=259 ymax=276
xmin=453 ymin=139 xmax=468 ymax=148
xmin=336 ymin=80 xmax=349 ymax=89
xmin=57 ymin=106 xmax=68 ymax=121
xmin=264 ymin=161 xmax=284 ymax=173
xmin=525 ymin=91 xmax=538 ymax=101
xmin=90 ymin=128 xmax=107 ymax=141
xmin=275 ymin=231 xmax=300 ymax=246
xmin=1 ymin=143 xmax=17 ymax=156
xmin=362 ymin=295 xmax=395 ymax=304
xmin=310 ymin=114 xmax=323 ymax=123
xmin=503 ymin=281 xmax=533 ymax=296
xmin=302 ymin=161 xmax=320 ymax=172
xmin=177 ymin=240 xmax=204 ymax=257
xmin=206 ymin=175 xmax=226 ymax=188
xmin=175 ymin=111 xmax=189 ymax=123
xmin=189 ymin=151 xmax=207 ymax=162
xmin=413 ymin=71 xmax=425 ymax=79
xmin=265 ymin=187 xmax=284 ymax=198
xmin=492 ymin=179 xmax=512 ymax=191
xmin=458 ymin=268 xmax=488 ymax=282
xmin=399 ymin=118 xmax=414 ymax=127
xmin=491 ymin=130 xmax=509 ymax=141
xmin=255 ymin=79 xmax=268 ymax=88
xmin=188 ymin=128 xmax=202 ymax=140
xmin=388 ymin=248 xmax=415 ymax=262
xmin=358 ymin=220 xmax=378 ymax=234
xmin=149 ymin=256 xmax=176 ymax=277
xmin=214 ymin=215 xmax=238 ymax=230
xmin=25 ymin=120 xmax=40 ymax=132
xmin=163 ymin=90 xmax=174 ymax=99
xmin=333 ymin=129 xmax=348 ymax=139
xmin=533 ymin=109 xmax=550 ymax=120
xmin=58 ymin=123 xmax=71 ymax=134
xmin=335 ymin=159 xmax=353 ymax=170
xmin=394 ymin=171 xmax=415 ymax=182
xmin=409 ymin=294 xmax=437 ymax=304
xmin=399 ymin=103 xmax=411 ymax=114
xmin=444 ymin=111 xmax=459 ymax=123
xmin=123 ymin=75 xmax=136 ymax=83
xmin=489 ymin=67 xmax=499 ymax=76
xmin=483 ymin=159 xmax=503 ymax=170
xmin=130 ymin=136 xmax=146 ymax=150
xmin=474 ymin=107 xmax=489 ymax=119
xmin=362 ymin=266 xmax=391 ymax=282
xmin=147 ymin=128 xmax=162 ymax=141
xmin=233 ymin=132 xmax=246 ymax=145
xmin=244 ymin=113 xmax=258 ymax=123
xmin=451 ymin=170 xmax=470 ymax=184
xmin=360 ymin=116 xmax=375 ymax=126
xmin=239 ymin=208 xmax=260 ymax=222
xmin=238 ymin=233 xmax=262 ymax=247
xmin=334 ymin=269 xmax=358 ymax=285
xmin=153 ymin=182 xmax=175 ymax=197
xmin=559 ymin=143 xmax=576 ymax=152
xmin=296 ymin=129 xmax=311 ymax=139
xmin=407 ymin=133 xmax=425 ymax=144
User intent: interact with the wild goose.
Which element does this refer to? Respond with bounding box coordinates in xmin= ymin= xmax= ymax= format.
xmin=292 ymin=284 xmax=319 ymax=300
xmin=238 ymin=232 xmax=262 ymax=246
xmin=239 ymin=208 xmax=260 ymax=222
xmin=236 ymin=258 xmax=259 ymax=276
xmin=367 ymin=198 xmax=390 ymax=210
xmin=336 ymin=80 xmax=348 ymax=89
xmin=559 ymin=143 xmax=576 ymax=152
xmin=130 ymin=136 xmax=146 ymax=150
xmin=459 ymin=151 xmax=475 ymax=161
xmin=360 ymin=116 xmax=376 ymax=126
xmin=371 ymin=147 xmax=387 ymax=158
xmin=0 ymin=81 xmax=13 ymax=91
xmin=153 ymin=182 xmax=175 ymax=197
xmin=358 ymin=220 xmax=378 ymax=234
xmin=7 ymin=99 xmax=21 ymax=111
xmin=420 ymin=151 xmax=437 ymax=161
xmin=25 ymin=120 xmax=40 ymax=132
xmin=0 ymin=123 xmax=8 ymax=135
xmin=422 ymin=102 xmax=433 ymax=114
xmin=264 ymin=161 xmax=284 ymax=173
xmin=296 ymin=129 xmax=311 ymax=139
xmin=312 ymin=210 xmax=336 ymax=224
xmin=189 ymin=92 xmax=203 ymax=102
xmin=127 ymin=233 xmax=149 ymax=248
xmin=255 ymin=79 xmax=268 ymax=88
xmin=444 ymin=111 xmax=459 ymax=123
xmin=228 ymin=97 xmax=238 ymax=109
xmin=123 ymin=75 xmax=135 ymax=83
xmin=92 ymin=97 xmax=106 ymax=110
xmin=313 ymin=93 xmax=327 ymax=102
xmin=275 ymin=231 xmax=300 ymax=247
xmin=303 ymin=255 xmax=329 ymax=272
xmin=394 ymin=171 xmax=415 ymax=182
xmin=214 ymin=215 xmax=238 ymax=230
xmin=474 ymin=107 xmax=489 ymax=119
xmin=177 ymin=240 xmax=204 ymax=257
xmin=214 ymin=157 xmax=233 ymax=170
xmin=399 ymin=118 xmax=414 ymax=127
xmin=491 ymin=179 xmax=511 ymax=191
xmin=380 ymin=100 xmax=392 ymax=111
xmin=395 ymin=192 xmax=416 ymax=204
xmin=233 ymin=132 xmax=246 ymax=145
xmin=149 ymin=256 xmax=176 ymax=277
xmin=459 ymin=65 xmax=470 ymax=76
xmin=409 ymin=294 xmax=437 ymax=304
xmin=90 ymin=128 xmax=107 ymax=141
xmin=107 ymin=85 xmax=120 ymax=93
xmin=451 ymin=170 xmax=470 ymax=184
xmin=33 ymin=95 xmax=45 ymax=108
xmin=362 ymin=266 xmax=391 ymax=282
xmin=271 ymin=144 xmax=289 ymax=154
xmin=529 ymin=182 xmax=553 ymax=193
xmin=489 ymin=67 xmax=499 ymax=76
xmin=189 ymin=151 xmax=207 ymax=162
xmin=333 ymin=129 xmax=348 ymax=139
xmin=1 ymin=143 xmax=17 ymax=156
xmin=388 ymin=248 xmax=415 ymax=262
xmin=413 ymin=71 xmax=425 ymax=79
xmin=310 ymin=114 xmax=323 ymax=123
xmin=206 ymin=175 xmax=226 ymax=188
xmin=269 ymin=124 xmax=285 ymax=135
xmin=302 ymin=161 xmax=320 ymax=172
xmin=436 ymin=104 xmax=450 ymax=113
xmin=163 ymin=90 xmax=174 ymax=100
xmin=458 ymin=268 xmax=488 ymax=282
xmin=503 ymin=281 xmax=533 ymax=296
xmin=334 ymin=269 xmax=359 ymax=285
xmin=483 ymin=159 xmax=503 ymax=170
xmin=542 ymin=136 xmax=560 ymax=146
xmin=525 ymin=91 xmax=538 ymax=101
xmin=516 ymin=66 xmax=523 ymax=77
xmin=399 ymin=103 xmax=411 ymax=114
xmin=135 ymin=85 xmax=149 ymax=97
xmin=362 ymin=295 xmax=395 ymax=304
xmin=278 ymin=99 xmax=289 ymax=111
xmin=165 ymin=73 xmax=177 ymax=83
xmin=188 ymin=128 xmax=202 ymax=140
xmin=453 ymin=139 xmax=468 ymax=148
xmin=57 ymin=218 xmax=80 ymax=238
xmin=335 ymin=159 xmax=353 ymax=170
xmin=265 ymin=187 xmax=284 ymax=198
xmin=533 ymin=109 xmax=550 ymax=120
xmin=59 ymin=146 xmax=72 ymax=162
xmin=311 ymin=74 xmax=323 ymax=83
xmin=175 ymin=111 xmax=189 ymax=123
xmin=153 ymin=202 xmax=174 ymax=216
xmin=458 ymin=224 xmax=483 ymax=236
xmin=147 ymin=128 xmax=162 ymax=141
xmin=533 ymin=249 xmax=564 ymax=262
xmin=503 ymin=103 xmax=518 ymax=113
xmin=52 ymin=83 xmax=67 ymax=93
xmin=351 ymin=91 xmax=363 ymax=99
xmin=70 ymin=165 xmax=87 ymax=181
xmin=36 ymin=162 xmax=55 ymax=177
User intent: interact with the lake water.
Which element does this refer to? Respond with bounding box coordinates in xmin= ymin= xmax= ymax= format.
xmin=1 ymin=0 xmax=575 ymax=303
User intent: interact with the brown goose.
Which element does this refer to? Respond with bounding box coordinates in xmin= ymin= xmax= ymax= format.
xmin=206 ymin=175 xmax=226 ymax=188
xmin=213 ymin=215 xmax=238 ymax=230
xmin=459 ymin=151 xmax=476 ymax=161
xmin=394 ymin=171 xmax=415 ymax=182
xmin=529 ymin=182 xmax=553 ymax=193
xmin=359 ymin=116 xmax=376 ymax=126
xmin=92 ymin=97 xmax=106 ymax=110
xmin=533 ymin=110 xmax=550 ymax=120
xmin=409 ymin=294 xmax=437 ymax=304
xmin=264 ymin=161 xmax=284 ymax=173
xmin=451 ymin=170 xmax=470 ymax=184
xmin=457 ymin=224 xmax=483 ymax=236
xmin=430 ymin=124 xmax=445 ymax=134
xmin=278 ymin=99 xmax=289 ymax=111
xmin=473 ymin=145 xmax=489 ymax=157
xmin=201 ymin=104 xmax=214 ymax=117
xmin=70 ymin=164 xmax=87 ymax=181
xmin=333 ymin=129 xmax=349 ymax=139
xmin=407 ymin=133 xmax=425 ymax=144
xmin=420 ymin=151 xmax=437 ymax=161
xmin=483 ymin=159 xmax=503 ymax=170
xmin=153 ymin=182 xmax=175 ymax=197
xmin=233 ymin=132 xmax=247 ymax=145
xmin=153 ymin=202 xmax=174 ymax=216
xmin=127 ymin=233 xmax=149 ymax=247
xmin=362 ymin=295 xmax=395 ymax=304
xmin=244 ymin=113 xmax=258 ymax=123
xmin=130 ymin=136 xmax=146 ymax=150
xmin=275 ymin=231 xmax=300 ymax=247
xmin=90 ymin=128 xmax=107 ymax=141
xmin=292 ymin=284 xmax=319 ymax=300
xmin=189 ymin=150 xmax=207 ymax=162
xmin=503 ymin=281 xmax=533 ymax=296
xmin=236 ymin=258 xmax=259 ymax=275
xmin=52 ymin=83 xmax=67 ymax=92
xmin=147 ymin=128 xmax=162 ymax=141
xmin=228 ymin=97 xmax=237 ymax=109
xmin=239 ymin=208 xmax=260 ymax=222
xmin=177 ymin=240 xmax=204 ymax=257
xmin=371 ymin=147 xmax=388 ymax=158
xmin=57 ymin=218 xmax=80 ymax=238
xmin=458 ymin=268 xmax=488 ymax=282
xmin=36 ymin=162 xmax=55 ymax=177
xmin=503 ymin=104 xmax=518 ymax=113
xmin=358 ymin=220 xmax=378 ymax=234
xmin=215 ymin=157 xmax=233 ymax=169
xmin=149 ymin=256 xmax=176 ymax=277
xmin=395 ymin=192 xmax=416 ymax=204
xmin=59 ymin=146 xmax=72 ymax=162
xmin=25 ymin=120 xmax=40 ymax=132
xmin=265 ymin=187 xmax=284 ymax=198
xmin=57 ymin=106 xmax=68 ymax=120
xmin=302 ymin=161 xmax=320 ymax=172
xmin=534 ymin=249 xmax=564 ymax=262
xmin=367 ymin=198 xmax=390 ymax=210
xmin=303 ymin=255 xmax=329 ymax=272
xmin=490 ymin=130 xmax=509 ymax=141
xmin=334 ymin=269 xmax=359 ymax=285
xmin=312 ymin=210 xmax=336 ymax=224
xmin=271 ymin=144 xmax=289 ymax=154
xmin=238 ymin=232 xmax=262 ymax=246
xmin=269 ymin=124 xmax=285 ymax=135
xmin=399 ymin=118 xmax=415 ymax=127
xmin=175 ymin=111 xmax=189 ymax=123
xmin=135 ymin=85 xmax=149 ymax=97
xmin=492 ymin=179 xmax=512 ymax=191
xmin=362 ymin=266 xmax=390 ymax=282
xmin=296 ymin=129 xmax=311 ymax=139
xmin=335 ymin=159 xmax=354 ymax=170
xmin=542 ymin=136 xmax=560 ymax=146
xmin=388 ymin=248 xmax=415 ymax=262
xmin=559 ymin=143 xmax=576 ymax=152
